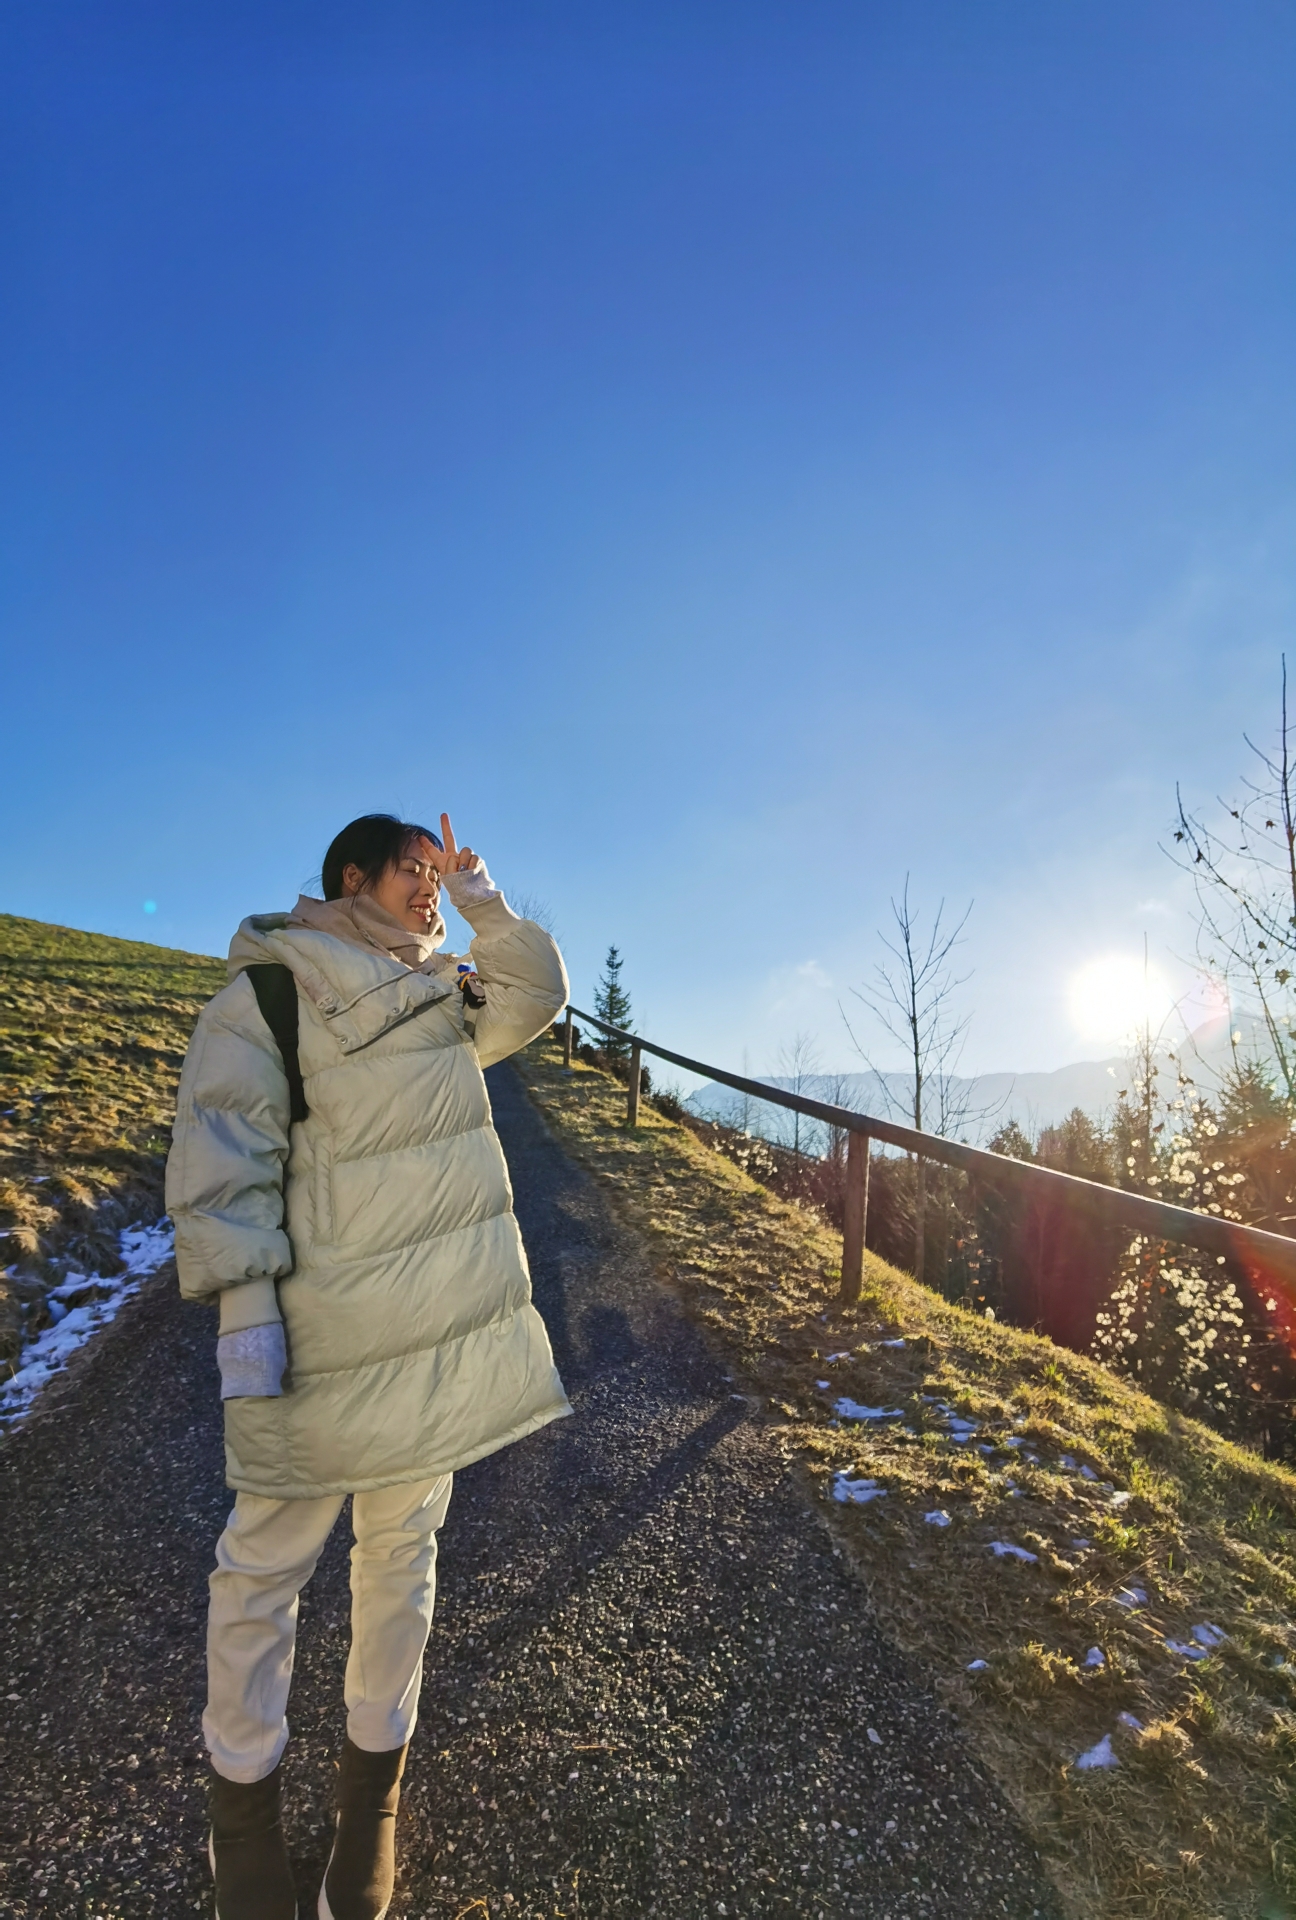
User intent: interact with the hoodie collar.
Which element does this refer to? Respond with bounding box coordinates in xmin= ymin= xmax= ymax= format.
xmin=227 ymin=913 xmax=455 ymax=1053
xmin=284 ymin=891 xmax=447 ymax=967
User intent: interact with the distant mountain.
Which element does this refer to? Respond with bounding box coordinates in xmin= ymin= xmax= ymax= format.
xmin=683 ymin=1014 xmax=1262 ymax=1143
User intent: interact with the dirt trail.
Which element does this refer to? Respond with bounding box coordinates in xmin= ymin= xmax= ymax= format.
xmin=0 ymin=1064 xmax=1060 ymax=1918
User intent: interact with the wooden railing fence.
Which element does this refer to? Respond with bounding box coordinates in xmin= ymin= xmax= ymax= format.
xmin=561 ymin=1006 xmax=1296 ymax=1309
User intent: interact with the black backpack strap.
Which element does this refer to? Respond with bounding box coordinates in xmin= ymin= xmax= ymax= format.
xmin=245 ymin=963 xmax=308 ymax=1123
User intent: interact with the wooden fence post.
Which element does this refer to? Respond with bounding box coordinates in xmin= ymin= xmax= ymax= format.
xmin=562 ymin=1008 xmax=574 ymax=1069
xmin=627 ymin=1042 xmax=642 ymax=1128
xmin=840 ymin=1130 xmax=870 ymax=1305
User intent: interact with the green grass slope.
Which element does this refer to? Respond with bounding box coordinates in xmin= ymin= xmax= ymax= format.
xmin=516 ymin=1030 xmax=1296 ymax=1920
xmin=0 ymin=913 xmax=224 ymax=1360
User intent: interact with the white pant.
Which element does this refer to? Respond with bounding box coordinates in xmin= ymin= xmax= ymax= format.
xmin=204 ymin=1475 xmax=454 ymax=1784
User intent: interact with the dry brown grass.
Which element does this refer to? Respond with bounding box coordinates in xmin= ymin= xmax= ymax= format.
xmin=516 ymin=1030 xmax=1296 ymax=1920
xmin=0 ymin=913 xmax=224 ymax=1356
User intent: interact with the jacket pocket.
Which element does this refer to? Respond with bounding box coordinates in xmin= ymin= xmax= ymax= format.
xmin=314 ymin=1138 xmax=335 ymax=1245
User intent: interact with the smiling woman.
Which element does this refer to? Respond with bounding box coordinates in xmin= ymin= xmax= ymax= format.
xmin=1067 ymin=953 xmax=1175 ymax=1049
xmin=163 ymin=809 xmax=571 ymax=1919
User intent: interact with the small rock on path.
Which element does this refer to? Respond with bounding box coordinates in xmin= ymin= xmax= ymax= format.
xmin=0 ymin=1063 xmax=1060 ymax=1917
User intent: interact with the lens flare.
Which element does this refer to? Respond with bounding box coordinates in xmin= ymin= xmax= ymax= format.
xmin=1067 ymin=954 xmax=1173 ymax=1049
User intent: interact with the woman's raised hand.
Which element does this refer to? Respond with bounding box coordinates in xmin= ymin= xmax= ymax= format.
xmin=433 ymin=813 xmax=480 ymax=875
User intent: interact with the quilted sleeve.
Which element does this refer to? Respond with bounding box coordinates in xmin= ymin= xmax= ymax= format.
xmin=164 ymin=970 xmax=293 ymax=1311
xmin=442 ymin=871 xmax=568 ymax=1070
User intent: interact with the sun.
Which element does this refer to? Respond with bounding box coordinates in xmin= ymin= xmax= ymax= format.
xmin=1067 ymin=954 xmax=1174 ymax=1050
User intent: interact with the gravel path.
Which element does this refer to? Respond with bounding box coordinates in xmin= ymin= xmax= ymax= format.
xmin=0 ymin=1064 xmax=1061 ymax=1919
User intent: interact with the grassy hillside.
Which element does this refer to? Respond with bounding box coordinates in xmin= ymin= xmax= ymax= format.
xmin=0 ymin=914 xmax=224 ymax=1360
xmin=4 ymin=915 xmax=1294 ymax=1913
xmin=516 ymin=1030 xmax=1296 ymax=1920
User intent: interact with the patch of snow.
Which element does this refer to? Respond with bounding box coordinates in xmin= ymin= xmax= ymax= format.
xmin=1114 ymin=1586 xmax=1148 ymax=1610
xmin=1059 ymin=1453 xmax=1078 ymax=1470
xmin=866 ymin=1727 xmax=882 ymax=1745
xmin=1083 ymin=1648 xmax=1105 ymax=1669
xmin=816 ymin=1381 xmax=831 ymax=1390
xmin=832 ymin=1473 xmax=887 ymax=1505
xmin=1078 ymin=1464 xmax=1098 ymax=1481
xmin=966 ymin=1659 xmax=989 ymax=1673
xmin=1108 ymin=1491 xmax=1133 ymax=1510
xmin=1191 ymin=1623 xmax=1227 ymax=1650
xmin=1116 ymin=1713 xmax=1144 ymax=1732
xmin=989 ymin=1541 xmax=1039 ymax=1565
xmin=824 ymin=1351 xmax=852 ymax=1364
xmin=1071 ymin=1538 xmax=1092 ymax=1550
xmin=876 ymin=1338 xmax=907 ymax=1349
xmin=1075 ymin=1734 xmax=1118 ymax=1771
xmin=1165 ymin=1639 xmax=1209 ymax=1662
xmin=833 ymin=1399 xmax=904 ymax=1423
xmin=0 ymin=1219 xmax=174 ymax=1425
xmin=935 ymin=1407 xmax=980 ymax=1444
xmin=924 ymin=1510 xmax=952 ymax=1527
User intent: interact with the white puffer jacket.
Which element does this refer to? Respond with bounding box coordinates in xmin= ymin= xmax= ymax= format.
xmin=165 ymin=886 xmax=571 ymax=1498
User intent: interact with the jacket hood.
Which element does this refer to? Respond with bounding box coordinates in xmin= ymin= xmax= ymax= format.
xmin=228 ymin=914 xmax=455 ymax=1054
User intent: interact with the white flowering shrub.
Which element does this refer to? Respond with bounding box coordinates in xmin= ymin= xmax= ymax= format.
xmin=1093 ymin=1237 xmax=1253 ymax=1422
xmin=1088 ymin=1055 xmax=1296 ymax=1450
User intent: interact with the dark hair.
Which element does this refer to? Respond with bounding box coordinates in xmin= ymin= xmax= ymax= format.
xmin=321 ymin=814 xmax=443 ymax=901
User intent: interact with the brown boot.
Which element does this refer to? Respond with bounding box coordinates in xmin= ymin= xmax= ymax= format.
xmin=208 ymin=1761 xmax=298 ymax=1920
xmin=317 ymin=1739 xmax=408 ymax=1920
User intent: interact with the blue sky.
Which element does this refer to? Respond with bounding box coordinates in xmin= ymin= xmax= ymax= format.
xmin=2 ymin=1 xmax=1293 ymax=1084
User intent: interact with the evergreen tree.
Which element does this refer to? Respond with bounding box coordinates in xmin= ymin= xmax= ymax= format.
xmin=594 ymin=945 xmax=633 ymax=1059
xmin=1034 ymin=1107 xmax=1113 ymax=1182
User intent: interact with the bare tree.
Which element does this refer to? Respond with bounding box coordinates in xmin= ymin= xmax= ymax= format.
xmin=734 ymin=1047 xmax=760 ymax=1136
xmin=776 ymin=1032 xmax=822 ymax=1183
xmin=841 ymin=878 xmax=974 ymax=1284
xmin=820 ymin=1071 xmax=855 ymax=1177
xmin=1171 ymin=659 xmax=1296 ymax=1102
xmin=508 ymin=892 xmax=559 ymax=938
xmin=697 ymin=1046 xmax=764 ymax=1135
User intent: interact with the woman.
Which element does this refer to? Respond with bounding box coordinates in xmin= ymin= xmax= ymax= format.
xmin=166 ymin=812 xmax=571 ymax=1920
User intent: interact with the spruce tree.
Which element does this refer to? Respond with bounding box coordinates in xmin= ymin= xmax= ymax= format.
xmin=594 ymin=945 xmax=633 ymax=1059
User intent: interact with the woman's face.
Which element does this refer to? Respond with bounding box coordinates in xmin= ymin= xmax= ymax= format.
xmin=343 ymin=836 xmax=442 ymax=934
